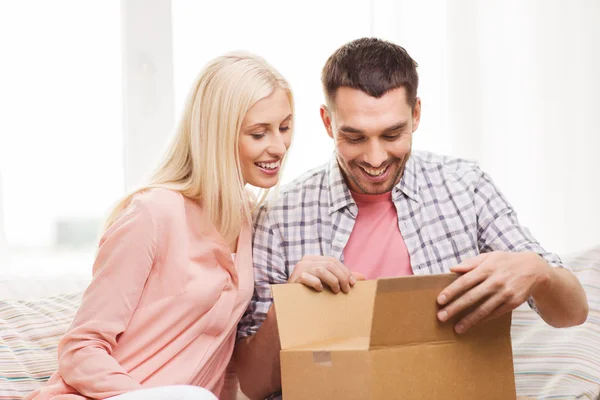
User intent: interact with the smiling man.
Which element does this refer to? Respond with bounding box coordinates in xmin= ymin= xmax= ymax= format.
xmin=233 ymin=38 xmax=589 ymax=400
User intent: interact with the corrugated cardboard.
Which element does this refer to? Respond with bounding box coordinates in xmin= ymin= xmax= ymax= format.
xmin=272 ymin=273 xmax=516 ymax=400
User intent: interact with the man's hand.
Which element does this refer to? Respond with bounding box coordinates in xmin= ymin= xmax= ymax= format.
xmin=436 ymin=251 xmax=551 ymax=334
xmin=288 ymin=255 xmax=364 ymax=293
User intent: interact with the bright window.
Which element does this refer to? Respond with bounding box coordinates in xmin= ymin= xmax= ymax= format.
xmin=0 ymin=1 xmax=123 ymax=277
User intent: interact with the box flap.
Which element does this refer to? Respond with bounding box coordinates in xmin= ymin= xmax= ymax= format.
xmin=369 ymin=273 xmax=459 ymax=347
xmin=271 ymin=280 xmax=376 ymax=350
xmin=282 ymin=336 xmax=370 ymax=352
xmin=369 ymin=322 xmax=515 ymax=399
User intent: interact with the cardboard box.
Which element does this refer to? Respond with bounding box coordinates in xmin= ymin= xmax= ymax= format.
xmin=272 ymin=273 xmax=516 ymax=399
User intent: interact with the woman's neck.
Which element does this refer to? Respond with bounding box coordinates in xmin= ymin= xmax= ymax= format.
xmin=228 ymin=238 xmax=238 ymax=253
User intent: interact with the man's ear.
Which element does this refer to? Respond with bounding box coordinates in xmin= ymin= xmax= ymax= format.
xmin=320 ymin=105 xmax=334 ymax=139
xmin=412 ymin=97 xmax=422 ymax=133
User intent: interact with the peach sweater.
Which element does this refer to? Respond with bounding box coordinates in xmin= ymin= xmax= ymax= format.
xmin=25 ymin=189 xmax=254 ymax=400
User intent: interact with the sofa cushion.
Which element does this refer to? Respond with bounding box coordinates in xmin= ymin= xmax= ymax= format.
xmin=0 ymin=292 xmax=81 ymax=400
xmin=512 ymin=246 xmax=600 ymax=399
xmin=0 ymin=247 xmax=598 ymax=399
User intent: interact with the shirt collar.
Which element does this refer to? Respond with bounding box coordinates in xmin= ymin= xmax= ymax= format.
xmin=327 ymin=154 xmax=355 ymax=215
xmin=393 ymin=155 xmax=420 ymax=203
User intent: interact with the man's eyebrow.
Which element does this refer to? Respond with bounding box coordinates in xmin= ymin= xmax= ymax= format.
xmin=338 ymin=121 xmax=408 ymax=135
xmin=382 ymin=121 xmax=408 ymax=134
xmin=338 ymin=125 xmax=363 ymax=134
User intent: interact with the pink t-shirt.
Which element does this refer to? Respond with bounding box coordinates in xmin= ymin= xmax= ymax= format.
xmin=343 ymin=190 xmax=413 ymax=279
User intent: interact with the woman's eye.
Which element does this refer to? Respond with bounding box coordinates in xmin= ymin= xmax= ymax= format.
xmin=251 ymin=132 xmax=266 ymax=139
xmin=280 ymin=126 xmax=290 ymax=133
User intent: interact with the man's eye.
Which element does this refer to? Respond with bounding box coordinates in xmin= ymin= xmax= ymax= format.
xmin=383 ymin=133 xmax=402 ymax=140
xmin=345 ymin=136 xmax=365 ymax=143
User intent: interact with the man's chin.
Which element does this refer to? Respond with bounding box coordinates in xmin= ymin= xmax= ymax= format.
xmin=340 ymin=160 xmax=404 ymax=194
xmin=363 ymin=184 xmax=395 ymax=195
xmin=353 ymin=178 xmax=396 ymax=195
xmin=351 ymin=167 xmax=401 ymax=194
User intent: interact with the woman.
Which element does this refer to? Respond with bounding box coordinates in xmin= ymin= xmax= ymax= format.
xmin=25 ymin=52 xmax=293 ymax=400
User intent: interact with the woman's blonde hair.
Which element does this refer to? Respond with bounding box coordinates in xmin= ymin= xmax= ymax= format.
xmin=104 ymin=51 xmax=293 ymax=244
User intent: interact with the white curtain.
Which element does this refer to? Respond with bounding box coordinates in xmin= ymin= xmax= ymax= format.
xmin=372 ymin=0 xmax=600 ymax=255
xmin=0 ymin=172 xmax=6 ymax=262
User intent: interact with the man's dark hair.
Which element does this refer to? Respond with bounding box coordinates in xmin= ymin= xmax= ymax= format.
xmin=322 ymin=37 xmax=419 ymax=108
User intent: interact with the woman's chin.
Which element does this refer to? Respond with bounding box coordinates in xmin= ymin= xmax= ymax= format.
xmin=247 ymin=176 xmax=280 ymax=189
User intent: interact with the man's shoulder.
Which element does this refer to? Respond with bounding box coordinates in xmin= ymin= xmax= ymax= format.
xmin=412 ymin=150 xmax=483 ymax=186
xmin=283 ymin=162 xmax=329 ymax=192
xmin=255 ymin=162 xmax=329 ymax=225
xmin=272 ymin=162 xmax=329 ymax=206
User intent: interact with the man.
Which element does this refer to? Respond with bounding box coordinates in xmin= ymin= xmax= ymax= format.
xmin=234 ymin=38 xmax=588 ymax=400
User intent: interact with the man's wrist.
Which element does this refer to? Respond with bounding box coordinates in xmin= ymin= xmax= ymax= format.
xmin=529 ymin=252 xmax=553 ymax=299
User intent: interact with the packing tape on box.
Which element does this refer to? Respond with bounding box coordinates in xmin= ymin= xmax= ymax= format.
xmin=312 ymin=351 xmax=332 ymax=366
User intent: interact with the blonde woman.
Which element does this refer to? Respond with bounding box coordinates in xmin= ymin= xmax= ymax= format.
xmin=25 ymin=52 xmax=293 ymax=400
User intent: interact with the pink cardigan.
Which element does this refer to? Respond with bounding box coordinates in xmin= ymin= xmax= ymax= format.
xmin=25 ymin=189 xmax=254 ymax=400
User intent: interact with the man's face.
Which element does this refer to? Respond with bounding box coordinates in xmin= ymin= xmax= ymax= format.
xmin=320 ymin=87 xmax=421 ymax=194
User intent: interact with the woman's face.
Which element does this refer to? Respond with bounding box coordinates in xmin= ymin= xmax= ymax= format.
xmin=238 ymin=88 xmax=292 ymax=188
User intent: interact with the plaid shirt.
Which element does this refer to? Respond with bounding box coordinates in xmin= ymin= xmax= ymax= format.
xmin=238 ymin=151 xmax=563 ymax=399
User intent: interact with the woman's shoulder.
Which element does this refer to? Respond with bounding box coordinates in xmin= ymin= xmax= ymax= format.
xmin=133 ymin=187 xmax=184 ymax=205
xmin=127 ymin=188 xmax=187 ymax=223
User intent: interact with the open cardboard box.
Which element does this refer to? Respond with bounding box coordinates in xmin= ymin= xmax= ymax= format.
xmin=272 ymin=273 xmax=517 ymax=399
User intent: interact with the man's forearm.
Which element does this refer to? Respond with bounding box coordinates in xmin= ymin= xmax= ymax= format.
xmin=234 ymin=306 xmax=282 ymax=400
xmin=532 ymin=261 xmax=589 ymax=327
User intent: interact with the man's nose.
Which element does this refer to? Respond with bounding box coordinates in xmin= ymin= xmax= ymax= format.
xmin=363 ymin=141 xmax=387 ymax=168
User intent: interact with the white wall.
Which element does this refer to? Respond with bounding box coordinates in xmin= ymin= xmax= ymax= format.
xmin=171 ymin=0 xmax=372 ymax=185
xmin=372 ymin=0 xmax=600 ymax=255
xmin=0 ymin=172 xmax=6 ymax=262
xmin=122 ymin=0 xmax=175 ymax=189
xmin=1 ymin=0 xmax=597 ymax=278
